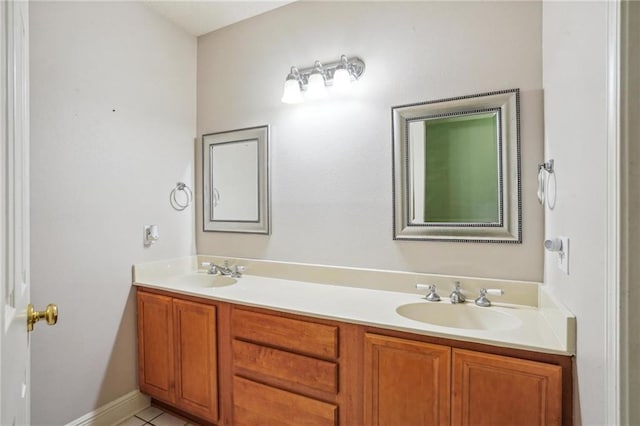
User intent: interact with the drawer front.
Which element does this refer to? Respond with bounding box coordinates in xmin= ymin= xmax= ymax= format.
xmin=233 ymin=339 xmax=338 ymax=394
xmin=233 ymin=376 xmax=338 ymax=426
xmin=232 ymin=308 xmax=339 ymax=359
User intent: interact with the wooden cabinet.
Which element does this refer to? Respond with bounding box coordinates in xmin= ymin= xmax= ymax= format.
xmin=452 ymin=349 xmax=562 ymax=426
xmin=137 ymin=291 xmax=175 ymax=403
xmin=137 ymin=287 xmax=571 ymax=425
xmin=173 ymin=299 xmax=218 ymax=421
xmin=364 ymin=333 xmax=565 ymax=426
xmin=233 ymin=376 xmax=337 ymax=426
xmin=364 ymin=333 xmax=451 ymax=426
xmin=137 ymin=290 xmax=219 ymax=423
xmin=230 ymin=307 xmax=358 ymax=425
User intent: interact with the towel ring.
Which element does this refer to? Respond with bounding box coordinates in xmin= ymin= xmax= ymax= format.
xmin=170 ymin=182 xmax=192 ymax=211
xmin=537 ymin=159 xmax=555 ymax=207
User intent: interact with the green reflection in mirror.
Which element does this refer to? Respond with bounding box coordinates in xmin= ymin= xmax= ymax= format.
xmin=415 ymin=112 xmax=500 ymax=223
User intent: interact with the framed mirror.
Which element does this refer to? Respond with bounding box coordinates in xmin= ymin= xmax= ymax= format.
xmin=392 ymin=89 xmax=521 ymax=243
xmin=203 ymin=125 xmax=270 ymax=234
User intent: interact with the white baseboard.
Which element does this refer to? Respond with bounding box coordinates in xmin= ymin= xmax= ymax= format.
xmin=65 ymin=390 xmax=150 ymax=426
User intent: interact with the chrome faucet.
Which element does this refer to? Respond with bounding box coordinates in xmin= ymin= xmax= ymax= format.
xmin=416 ymin=284 xmax=441 ymax=302
xmin=223 ymin=262 xmax=246 ymax=278
xmin=201 ymin=262 xmax=219 ymax=275
xmin=449 ymin=281 xmax=466 ymax=304
xmin=217 ymin=261 xmax=234 ymax=276
xmin=474 ymin=288 xmax=504 ymax=307
xmin=201 ymin=261 xmax=245 ymax=278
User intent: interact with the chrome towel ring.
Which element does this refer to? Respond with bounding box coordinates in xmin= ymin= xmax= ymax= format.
xmin=537 ymin=159 xmax=555 ymax=208
xmin=170 ymin=182 xmax=192 ymax=211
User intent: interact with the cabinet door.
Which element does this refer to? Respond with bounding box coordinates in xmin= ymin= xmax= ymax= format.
xmin=364 ymin=333 xmax=451 ymax=426
xmin=137 ymin=291 xmax=175 ymax=403
xmin=173 ymin=299 xmax=218 ymax=422
xmin=452 ymin=349 xmax=562 ymax=426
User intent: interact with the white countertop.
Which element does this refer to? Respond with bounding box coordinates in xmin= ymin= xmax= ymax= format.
xmin=133 ymin=257 xmax=576 ymax=356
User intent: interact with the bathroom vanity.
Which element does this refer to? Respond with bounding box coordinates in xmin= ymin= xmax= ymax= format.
xmin=134 ymin=256 xmax=575 ymax=426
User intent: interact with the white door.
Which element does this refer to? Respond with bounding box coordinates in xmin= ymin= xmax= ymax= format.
xmin=0 ymin=2 xmax=39 ymax=425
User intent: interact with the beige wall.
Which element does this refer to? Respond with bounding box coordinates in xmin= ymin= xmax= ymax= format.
xmin=542 ymin=2 xmax=610 ymax=423
xmin=196 ymin=1 xmax=544 ymax=281
xmin=29 ymin=2 xmax=196 ymax=424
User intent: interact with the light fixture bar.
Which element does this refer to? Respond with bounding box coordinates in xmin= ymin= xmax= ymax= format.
xmin=294 ymin=55 xmax=365 ymax=87
xmin=281 ymin=54 xmax=365 ymax=104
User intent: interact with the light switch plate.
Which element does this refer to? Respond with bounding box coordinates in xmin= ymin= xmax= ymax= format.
xmin=558 ymin=236 xmax=569 ymax=275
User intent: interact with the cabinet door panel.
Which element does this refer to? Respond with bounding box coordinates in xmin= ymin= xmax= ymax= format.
xmin=137 ymin=292 xmax=175 ymax=403
xmin=452 ymin=349 xmax=562 ymax=426
xmin=233 ymin=376 xmax=337 ymax=426
xmin=174 ymin=299 xmax=218 ymax=422
xmin=364 ymin=333 xmax=451 ymax=426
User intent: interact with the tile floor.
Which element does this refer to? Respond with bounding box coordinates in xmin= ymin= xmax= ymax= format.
xmin=117 ymin=406 xmax=196 ymax=426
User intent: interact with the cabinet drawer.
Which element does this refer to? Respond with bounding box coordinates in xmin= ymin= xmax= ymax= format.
xmin=233 ymin=376 xmax=338 ymax=426
xmin=233 ymin=339 xmax=338 ymax=394
xmin=232 ymin=308 xmax=338 ymax=359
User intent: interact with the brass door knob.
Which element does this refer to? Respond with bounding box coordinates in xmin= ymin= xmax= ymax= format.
xmin=27 ymin=303 xmax=58 ymax=332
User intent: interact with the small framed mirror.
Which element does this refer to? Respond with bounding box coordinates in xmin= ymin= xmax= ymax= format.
xmin=203 ymin=125 xmax=270 ymax=234
xmin=392 ymin=89 xmax=521 ymax=243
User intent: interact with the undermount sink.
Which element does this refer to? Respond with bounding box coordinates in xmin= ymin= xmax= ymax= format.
xmin=166 ymin=273 xmax=237 ymax=288
xmin=396 ymin=302 xmax=521 ymax=331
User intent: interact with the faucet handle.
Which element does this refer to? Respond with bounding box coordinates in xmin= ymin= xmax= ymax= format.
xmin=426 ymin=285 xmax=441 ymax=302
xmin=201 ymin=261 xmax=219 ymax=275
xmin=233 ymin=265 xmax=246 ymax=278
xmin=475 ymin=288 xmax=504 ymax=307
xmin=416 ymin=284 xmax=440 ymax=302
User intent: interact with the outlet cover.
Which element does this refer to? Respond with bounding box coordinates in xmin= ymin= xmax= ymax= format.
xmin=558 ymin=236 xmax=569 ymax=275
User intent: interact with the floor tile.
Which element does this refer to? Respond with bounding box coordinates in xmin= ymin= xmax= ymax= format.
xmin=150 ymin=412 xmax=188 ymax=426
xmin=135 ymin=406 xmax=164 ymax=421
xmin=116 ymin=416 xmax=147 ymax=426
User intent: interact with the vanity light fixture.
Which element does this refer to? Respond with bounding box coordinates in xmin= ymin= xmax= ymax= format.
xmin=306 ymin=61 xmax=329 ymax=100
xmin=332 ymin=55 xmax=352 ymax=92
xmin=281 ymin=67 xmax=304 ymax=104
xmin=281 ymin=54 xmax=365 ymax=104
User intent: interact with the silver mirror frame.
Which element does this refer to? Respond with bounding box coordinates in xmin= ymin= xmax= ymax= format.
xmin=392 ymin=89 xmax=521 ymax=243
xmin=203 ymin=125 xmax=270 ymax=234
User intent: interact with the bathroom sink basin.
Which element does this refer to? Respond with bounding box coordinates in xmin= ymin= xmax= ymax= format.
xmin=396 ymin=302 xmax=521 ymax=331
xmin=166 ymin=273 xmax=236 ymax=288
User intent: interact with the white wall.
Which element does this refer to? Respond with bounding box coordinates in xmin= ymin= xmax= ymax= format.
xmin=622 ymin=1 xmax=639 ymax=423
xmin=196 ymin=1 xmax=545 ymax=282
xmin=29 ymin=2 xmax=196 ymax=424
xmin=542 ymin=2 xmax=610 ymax=424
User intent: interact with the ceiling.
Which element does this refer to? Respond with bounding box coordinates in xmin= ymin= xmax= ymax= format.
xmin=143 ymin=1 xmax=296 ymax=37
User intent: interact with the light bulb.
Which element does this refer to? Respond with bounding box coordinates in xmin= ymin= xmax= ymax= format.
xmin=281 ymin=78 xmax=303 ymax=104
xmin=306 ymin=73 xmax=328 ymax=99
xmin=332 ymin=67 xmax=351 ymax=92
